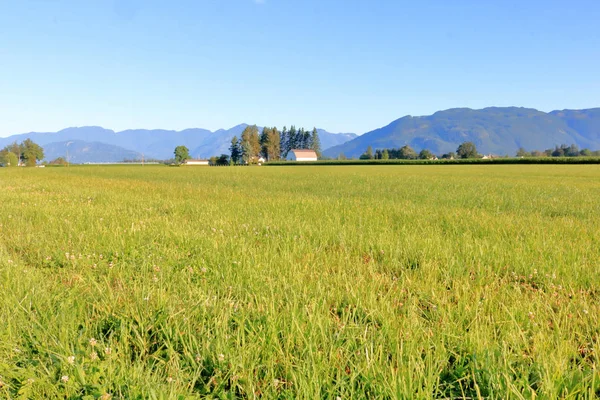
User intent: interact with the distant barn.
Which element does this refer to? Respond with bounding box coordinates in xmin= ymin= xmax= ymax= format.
xmin=185 ymin=159 xmax=209 ymax=166
xmin=287 ymin=149 xmax=318 ymax=162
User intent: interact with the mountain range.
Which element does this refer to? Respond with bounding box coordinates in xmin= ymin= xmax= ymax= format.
xmin=324 ymin=107 xmax=600 ymax=158
xmin=2 ymin=107 xmax=599 ymax=162
xmin=0 ymin=125 xmax=357 ymax=163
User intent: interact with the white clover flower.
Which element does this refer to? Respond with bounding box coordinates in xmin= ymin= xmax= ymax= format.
xmin=61 ymin=375 xmax=69 ymax=383
xmin=67 ymin=356 xmax=75 ymax=365
xmin=89 ymin=338 xmax=97 ymax=347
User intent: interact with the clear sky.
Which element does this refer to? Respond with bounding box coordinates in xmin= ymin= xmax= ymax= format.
xmin=1 ymin=0 xmax=599 ymax=137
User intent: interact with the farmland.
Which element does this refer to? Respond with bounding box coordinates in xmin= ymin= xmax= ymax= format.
xmin=1 ymin=165 xmax=599 ymax=398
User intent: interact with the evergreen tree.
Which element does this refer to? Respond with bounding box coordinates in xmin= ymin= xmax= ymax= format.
xmin=242 ymin=140 xmax=252 ymax=164
xmin=260 ymin=127 xmax=271 ymax=159
xmin=241 ymin=125 xmax=260 ymax=163
xmin=288 ymin=126 xmax=297 ymax=153
xmin=310 ymin=127 xmax=322 ymax=158
xmin=298 ymin=128 xmax=305 ymax=149
xmin=280 ymin=126 xmax=288 ymax=159
xmin=250 ymin=126 xmax=260 ymax=159
xmin=267 ymin=127 xmax=281 ymax=161
xmin=229 ymin=136 xmax=241 ymax=164
xmin=303 ymin=128 xmax=311 ymax=149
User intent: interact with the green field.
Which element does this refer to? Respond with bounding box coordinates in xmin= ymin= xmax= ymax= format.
xmin=1 ymin=165 xmax=599 ymax=399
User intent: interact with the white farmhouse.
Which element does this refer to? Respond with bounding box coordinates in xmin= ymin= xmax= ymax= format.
xmin=286 ymin=149 xmax=318 ymax=162
xmin=185 ymin=159 xmax=210 ymax=166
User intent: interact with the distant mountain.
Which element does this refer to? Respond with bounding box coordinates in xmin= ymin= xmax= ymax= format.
xmin=0 ymin=124 xmax=357 ymax=162
xmin=190 ymin=126 xmax=357 ymax=158
xmin=324 ymin=107 xmax=600 ymax=158
xmin=43 ymin=141 xmax=141 ymax=163
xmin=550 ymin=109 xmax=600 ymax=143
xmin=316 ymin=129 xmax=358 ymax=151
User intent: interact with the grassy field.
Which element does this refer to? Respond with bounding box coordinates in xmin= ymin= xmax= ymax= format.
xmin=1 ymin=165 xmax=599 ymax=399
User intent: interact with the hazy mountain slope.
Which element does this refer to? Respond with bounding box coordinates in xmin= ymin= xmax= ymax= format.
xmin=42 ymin=141 xmax=141 ymax=163
xmin=551 ymin=108 xmax=600 ymax=143
xmin=1 ymin=125 xmax=356 ymax=161
xmin=317 ymin=129 xmax=357 ymax=150
xmin=324 ymin=107 xmax=600 ymax=158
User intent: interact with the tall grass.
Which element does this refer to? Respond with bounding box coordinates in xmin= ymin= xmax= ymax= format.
xmin=0 ymin=165 xmax=599 ymax=398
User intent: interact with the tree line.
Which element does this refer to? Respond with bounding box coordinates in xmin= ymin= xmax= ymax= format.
xmin=359 ymin=142 xmax=478 ymax=160
xmin=0 ymin=139 xmax=45 ymax=167
xmin=516 ymin=144 xmax=600 ymax=158
xmin=358 ymin=142 xmax=600 ymax=161
xmin=171 ymin=125 xmax=322 ymax=165
xmin=229 ymin=125 xmax=322 ymax=164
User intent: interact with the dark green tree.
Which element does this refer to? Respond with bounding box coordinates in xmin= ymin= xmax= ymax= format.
xmin=216 ymin=154 xmax=230 ymax=165
xmin=241 ymin=125 xmax=260 ymax=164
xmin=456 ymin=142 xmax=478 ymax=159
xmin=565 ymin=144 xmax=579 ymax=157
xmin=20 ymin=139 xmax=45 ymax=166
xmin=0 ymin=151 xmax=18 ymax=167
xmin=280 ymin=126 xmax=289 ymax=158
xmin=399 ymin=145 xmax=417 ymax=159
xmin=310 ymin=128 xmax=322 ymax=158
xmin=288 ymin=126 xmax=297 ymax=153
xmin=229 ymin=136 xmax=241 ymax=164
xmin=260 ymin=127 xmax=281 ymax=161
xmin=260 ymin=127 xmax=270 ymax=159
xmin=174 ymin=145 xmax=190 ymax=164
xmin=302 ymin=128 xmax=311 ymax=149
xmin=516 ymin=147 xmax=530 ymax=157
xmin=268 ymin=127 xmax=281 ymax=161
xmin=551 ymin=145 xmax=564 ymax=157
xmin=419 ymin=149 xmax=434 ymax=160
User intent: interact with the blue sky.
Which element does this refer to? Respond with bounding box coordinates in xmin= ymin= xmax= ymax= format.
xmin=0 ymin=0 xmax=599 ymax=137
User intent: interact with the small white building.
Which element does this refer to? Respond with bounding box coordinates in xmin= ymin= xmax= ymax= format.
xmin=185 ymin=159 xmax=209 ymax=166
xmin=286 ymin=149 xmax=318 ymax=162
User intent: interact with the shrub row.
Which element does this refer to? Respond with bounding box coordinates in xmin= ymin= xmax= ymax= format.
xmin=265 ymin=157 xmax=600 ymax=166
